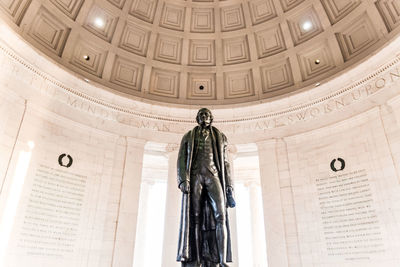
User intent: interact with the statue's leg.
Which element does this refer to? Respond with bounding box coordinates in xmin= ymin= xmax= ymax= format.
xmin=191 ymin=174 xmax=204 ymax=265
xmin=215 ymin=223 xmax=228 ymax=267
xmin=195 ymin=223 xmax=201 ymax=265
xmin=205 ymin=176 xmax=228 ymax=267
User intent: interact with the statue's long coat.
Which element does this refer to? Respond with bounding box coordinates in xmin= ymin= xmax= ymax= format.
xmin=176 ymin=125 xmax=233 ymax=263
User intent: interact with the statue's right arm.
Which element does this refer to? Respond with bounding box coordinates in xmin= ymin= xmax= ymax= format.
xmin=177 ymin=132 xmax=190 ymax=193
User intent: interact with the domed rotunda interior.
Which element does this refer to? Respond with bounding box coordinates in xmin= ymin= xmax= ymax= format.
xmin=1 ymin=0 xmax=400 ymax=266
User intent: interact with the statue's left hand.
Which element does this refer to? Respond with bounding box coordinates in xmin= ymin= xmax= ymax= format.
xmin=179 ymin=181 xmax=190 ymax=194
xmin=226 ymin=186 xmax=236 ymax=208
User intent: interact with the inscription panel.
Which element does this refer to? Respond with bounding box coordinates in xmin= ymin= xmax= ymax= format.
xmin=316 ymin=169 xmax=384 ymax=260
xmin=18 ymin=164 xmax=87 ymax=257
xmin=285 ymin=114 xmax=400 ymax=266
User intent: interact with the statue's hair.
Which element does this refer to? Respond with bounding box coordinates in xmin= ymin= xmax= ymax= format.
xmin=196 ymin=108 xmax=213 ymax=124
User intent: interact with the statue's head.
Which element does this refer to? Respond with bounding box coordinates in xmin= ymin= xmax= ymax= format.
xmin=196 ymin=108 xmax=213 ymax=127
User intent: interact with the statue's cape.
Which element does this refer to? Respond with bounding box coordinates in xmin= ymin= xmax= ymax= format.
xmin=176 ymin=126 xmax=232 ymax=263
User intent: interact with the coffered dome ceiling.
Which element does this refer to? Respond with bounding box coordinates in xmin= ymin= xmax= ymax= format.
xmin=0 ymin=0 xmax=399 ymax=105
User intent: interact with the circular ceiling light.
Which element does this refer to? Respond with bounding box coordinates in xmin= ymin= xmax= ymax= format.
xmin=2 ymin=0 xmax=394 ymax=106
xmin=94 ymin=17 xmax=105 ymax=28
xmin=302 ymin=21 xmax=313 ymax=31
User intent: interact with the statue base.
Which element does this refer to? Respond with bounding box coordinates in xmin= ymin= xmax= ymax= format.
xmin=181 ymin=262 xmax=219 ymax=267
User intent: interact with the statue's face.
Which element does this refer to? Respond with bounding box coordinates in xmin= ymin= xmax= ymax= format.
xmin=197 ymin=109 xmax=212 ymax=127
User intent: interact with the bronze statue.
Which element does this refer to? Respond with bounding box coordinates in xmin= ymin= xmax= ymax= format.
xmin=177 ymin=108 xmax=236 ymax=267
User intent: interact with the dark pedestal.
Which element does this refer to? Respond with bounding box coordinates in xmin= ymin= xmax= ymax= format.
xmin=182 ymin=262 xmax=219 ymax=267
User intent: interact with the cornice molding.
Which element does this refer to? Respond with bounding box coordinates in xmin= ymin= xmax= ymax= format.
xmin=2 ymin=25 xmax=400 ymax=135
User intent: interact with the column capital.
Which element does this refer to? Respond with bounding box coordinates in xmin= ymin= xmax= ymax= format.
xmin=227 ymin=144 xmax=238 ymax=160
xmin=165 ymin=143 xmax=179 ymax=153
xmin=141 ymin=179 xmax=156 ymax=186
xmin=227 ymin=144 xmax=237 ymax=154
xmin=126 ymin=137 xmax=147 ymax=147
xmin=244 ymin=179 xmax=261 ymax=188
xmin=256 ymin=139 xmax=277 ymax=151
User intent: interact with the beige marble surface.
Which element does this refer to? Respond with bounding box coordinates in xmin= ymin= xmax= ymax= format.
xmin=1 ymin=16 xmax=400 ymax=267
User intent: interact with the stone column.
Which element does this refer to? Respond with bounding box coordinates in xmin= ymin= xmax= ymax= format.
xmin=132 ymin=179 xmax=153 ymax=267
xmin=247 ymin=180 xmax=268 ymax=266
xmin=161 ymin=143 xmax=181 ymax=267
xmin=380 ymin=103 xmax=400 ymax=183
xmin=111 ymin=137 xmax=146 ymax=267
xmin=256 ymin=139 xmax=289 ymax=267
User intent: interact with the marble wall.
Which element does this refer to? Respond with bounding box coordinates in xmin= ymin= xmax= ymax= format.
xmin=0 ymin=102 xmax=126 ymax=267
xmin=0 ymin=89 xmax=25 ymax=194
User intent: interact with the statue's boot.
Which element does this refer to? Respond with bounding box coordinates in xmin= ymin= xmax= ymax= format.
xmin=216 ymin=223 xmax=229 ymax=267
xmin=195 ymin=223 xmax=201 ymax=265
